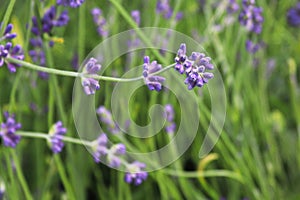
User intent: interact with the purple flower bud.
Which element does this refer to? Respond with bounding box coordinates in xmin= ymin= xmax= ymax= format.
xmin=0 ymin=112 xmax=21 ymax=148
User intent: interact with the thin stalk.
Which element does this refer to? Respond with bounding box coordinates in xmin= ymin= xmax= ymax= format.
xmin=10 ymin=150 xmax=33 ymax=200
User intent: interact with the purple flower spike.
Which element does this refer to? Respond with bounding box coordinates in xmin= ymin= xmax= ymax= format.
xmin=49 ymin=121 xmax=67 ymax=153
xmin=0 ymin=112 xmax=21 ymax=148
xmin=143 ymin=56 xmax=165 ymax=91
xmin=93 ymin=133 xmax=108 ymax=163
xmin=91 ymin=8 xmax=109 ymax=37
xmin=81 ymin=57 xmax=101 ymax=95
xmin=96 ymin=106 xmax=120 ymax=134
xmin=124 ymin=161 xmax=148 ymax=185
xmin=57 ymin=0 xmax=85 ymax=8
xmin=287 ymin=3 xmax=300 ymax=27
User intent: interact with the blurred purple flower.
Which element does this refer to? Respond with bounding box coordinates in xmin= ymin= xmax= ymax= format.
xmin=156 ymin=0 xmax=173 ymax=19
xmin=164 ymin=104 xmax=176 ymax=134
xmin=91 ymin=8 xmax=109 ymax=37
xmin=49 ymin=121 xmax=67 ymax=153
xmin=124 ymin=161 xmax=148 ymax=185
xmin=107 ymin=143 xmax=126 ymax=167
xmin=287 ymin=2 xmax=300 ymax=27
xmin=143 ymin=56 xmax=166 ymax=91
xmin=96 ymin=106 xmax=120 ymax=134
xmin=42 ymin=6 xmax=69 ymax=33
xmin=131 ymin=10 xmax=141 ymax=26
xmin=29 ymin=7 xmax=69 ymax=79
xmin=239 ymin=0 xmax=263 ymax=34
xmin=57 ymin=0 xmax=85 ymax=7
xmin=245 ymin=39 xmax=261 ymax=53
xmin=81 ymin=57 xmax=101 ymax=95
xmin=0 ymin=112 xmax=21 ymax=148
xmin=93 ymin=133 xmax=108 ymax=163
xmin=227 ymin=0 xmax=239 ymax=14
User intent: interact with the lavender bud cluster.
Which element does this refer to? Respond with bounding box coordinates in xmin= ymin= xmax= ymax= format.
xmin=0 ymin=112 xmax=21 ymax=148
xmin=0 ymin=23 xmax=24 ymax=73
xmin=175 ymin=43 xmax=214 ymax=90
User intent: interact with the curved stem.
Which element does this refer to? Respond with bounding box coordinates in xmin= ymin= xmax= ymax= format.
xmin=6 ymin=57 xmax=176 ymax=82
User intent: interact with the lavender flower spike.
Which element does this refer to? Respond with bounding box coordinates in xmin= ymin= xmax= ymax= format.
xmin=81 ymin=57 xmax=101 ymax=95
xmin=0 ymin=112 xmax=21 ymax=148
xmin=124 ymin=161 xmax=148 ymax=185
xmin=93 ymin=133 xmax=108 ymax=163
xmin=143 ymin=56 xmax=166 ymax=91
xmin=48 ymin=121 xmax=67 ymax=153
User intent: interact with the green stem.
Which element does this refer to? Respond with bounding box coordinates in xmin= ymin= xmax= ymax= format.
xmin=10 ymin=150 xmax=33 ymax=200
xmin=6 ymin=57 xmax=175 ymax=82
